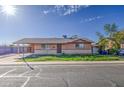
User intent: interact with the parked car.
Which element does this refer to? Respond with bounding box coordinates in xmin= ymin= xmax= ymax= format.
xmin=118 ymin=49 xmax=124 ymax=56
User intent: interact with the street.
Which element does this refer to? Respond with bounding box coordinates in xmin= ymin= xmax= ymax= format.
xmin=0 ymin=63 xmax=124 ymax=87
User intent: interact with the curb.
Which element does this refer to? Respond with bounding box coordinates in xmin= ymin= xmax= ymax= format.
xmin=0 ymin=61 xmax=124 ymax=66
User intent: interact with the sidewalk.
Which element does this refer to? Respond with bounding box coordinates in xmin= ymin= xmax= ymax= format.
xmin=18 ymin=61 xmax=124 ymax=65
xmin=0 ymin=60 xmax=124 ymax=65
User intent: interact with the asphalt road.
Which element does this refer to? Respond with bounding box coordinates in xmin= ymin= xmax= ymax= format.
xmin=0 ymin=63 xmax=124 ymax=87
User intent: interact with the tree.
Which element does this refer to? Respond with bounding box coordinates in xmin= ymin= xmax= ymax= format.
xmin=96 ymin=32 xmax=104 ymax=40
xmin=62 ymin=35 xmax=68 ymax=38
xmin=112 ymin=30 xmax=124 ymax=48
xmin=70 ymin=35 xmax=79 ymax=39
xmin=104 ymin=23 xmax=118 ymax=38
xmin=62 ymin=35 xmax=80 ymax=39
xmin=96 ymin=23 xmax=124 ymax=55
xmin=104 ymin=23 xmax=118 ymax=49
xmin=96 ymin=32 xmax=107 ymax=50
xmin=96 ymin=23 xmax=118 ymax=50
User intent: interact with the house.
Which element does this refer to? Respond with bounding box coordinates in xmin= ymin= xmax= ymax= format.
xmin=121 ymin=41 xmax=124 ymax=49
xmin=13 ymin=38 xmax=94 ymax=54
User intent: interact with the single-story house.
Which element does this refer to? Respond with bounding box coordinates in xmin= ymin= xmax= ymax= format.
xmin=13 ymin=38 xmax=94 ymax=54
xmin=121 ymin=41 xmax=124 ymax=49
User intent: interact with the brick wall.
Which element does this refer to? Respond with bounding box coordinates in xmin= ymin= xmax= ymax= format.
xmin=33 ymin=42 xmax=92 ymax=54
xmin=62 ymin=43 xmax=92 ymax=50
xmin=34 ymin=44 xmax=57 ymax=50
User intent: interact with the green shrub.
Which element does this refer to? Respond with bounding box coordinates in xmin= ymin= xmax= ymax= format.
xmin=108 ymin=48 xmax=118 ymax=55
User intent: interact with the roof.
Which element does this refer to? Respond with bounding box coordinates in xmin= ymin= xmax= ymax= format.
xmin=13 ymin=38 xmax=94 ymax=44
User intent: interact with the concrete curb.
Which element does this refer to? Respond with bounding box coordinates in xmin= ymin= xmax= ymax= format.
xmin=0 ymin=61 xmax=124 ymax=66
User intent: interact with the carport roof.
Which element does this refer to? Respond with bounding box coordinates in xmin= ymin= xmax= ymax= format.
xmin=13 ymin=38 xmax=94 ymax=44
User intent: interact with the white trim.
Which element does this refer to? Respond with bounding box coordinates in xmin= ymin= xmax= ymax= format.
xmin=62 ymin=49 xmax=92 ymax=54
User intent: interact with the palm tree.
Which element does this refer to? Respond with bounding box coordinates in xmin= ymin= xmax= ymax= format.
xmin=70 ymin=35 xmax=79 ymax=39
xmin=62 ymin=35 xmax=68 ymax=38
xmin=104 ymin=23 xmax=118 ymax=38
xmin=104 ymin=23 xmax=118 ymax=49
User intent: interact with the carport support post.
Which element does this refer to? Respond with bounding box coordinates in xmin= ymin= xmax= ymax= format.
xmin=91 ymin=45 xmax=93 ymax=55
xmin=17 ymin=44 xmax=20 ymax=54
xmin=22 ymin=44 xmax=25 ymax=58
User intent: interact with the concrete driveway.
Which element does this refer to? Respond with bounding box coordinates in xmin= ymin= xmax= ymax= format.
xmin=0 ymin=54 xmax=27 ymax=64
xmin=0 ymin=54 xmax=18 ymax=62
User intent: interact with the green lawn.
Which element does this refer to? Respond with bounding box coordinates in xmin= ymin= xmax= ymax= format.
xmin=19 ymin=54 xmax=124 ymax=62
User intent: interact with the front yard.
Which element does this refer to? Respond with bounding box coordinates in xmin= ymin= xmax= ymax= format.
xmin=19 ymin=54 xmax=124 ymax=62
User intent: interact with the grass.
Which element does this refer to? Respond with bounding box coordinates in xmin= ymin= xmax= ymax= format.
xmin=19 ymin=54 xmax=123 ymax=62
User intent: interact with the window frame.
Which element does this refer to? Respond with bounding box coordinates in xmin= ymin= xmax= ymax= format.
xmin=41 ymin=44 xmax=49 ymax=49
xmin=75 ymin=43 xmax=84 ymax=49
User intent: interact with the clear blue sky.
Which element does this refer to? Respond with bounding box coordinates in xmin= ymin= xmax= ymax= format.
xmin=0 ymin=5 xmax=124 ymax=44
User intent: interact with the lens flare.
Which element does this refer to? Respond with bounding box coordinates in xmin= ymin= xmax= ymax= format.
xmin=1 ymin=5 xmax=16 ymax=16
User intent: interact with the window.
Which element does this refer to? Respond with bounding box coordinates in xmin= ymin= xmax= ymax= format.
xmin=41 ymin=44 xmax=49 ymax=49
xmin=75 ymin=43 xmax=84 ymax=48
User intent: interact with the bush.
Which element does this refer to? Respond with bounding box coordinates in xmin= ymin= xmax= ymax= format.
xmin=108 ymin=48 xmax=118 ymax=55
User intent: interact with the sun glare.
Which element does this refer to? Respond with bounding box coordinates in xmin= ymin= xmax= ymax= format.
xmin=1 ymin=5 xmax=16 ymax=16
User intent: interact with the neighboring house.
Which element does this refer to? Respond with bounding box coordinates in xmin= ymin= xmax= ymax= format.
xmin=121 ymin=41 xmax=124 ymax=49
xmin=13 ymin=38 xmax=94 ymax=54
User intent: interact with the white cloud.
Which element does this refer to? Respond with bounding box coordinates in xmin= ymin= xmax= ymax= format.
xmin=62 ymin=6 xmax=82 ymax=16
xmin=81 ymin=16 xmax=103 ymax=23
xmin=42 ymin=10 xmax=49 ymax=15
xmin=41 ymin=5 xmax=89 ymax=16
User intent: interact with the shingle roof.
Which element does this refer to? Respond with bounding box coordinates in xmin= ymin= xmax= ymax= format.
xmin=13 ymin=38 xmax=94 ymax=44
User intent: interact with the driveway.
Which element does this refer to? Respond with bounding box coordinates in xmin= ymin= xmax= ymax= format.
xmin=0 ymin=54 xmax=31 ymax=64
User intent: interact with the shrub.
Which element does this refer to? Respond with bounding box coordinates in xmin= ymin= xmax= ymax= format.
xmin=108 ymin=48 xmax=118 ymax=55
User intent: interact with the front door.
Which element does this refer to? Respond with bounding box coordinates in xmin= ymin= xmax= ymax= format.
xmin=57 ymin=44 xmax=62 ymax=53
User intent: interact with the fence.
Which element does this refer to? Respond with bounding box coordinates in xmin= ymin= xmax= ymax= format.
xmin=0 ymin=46 xmax=29 ymax=55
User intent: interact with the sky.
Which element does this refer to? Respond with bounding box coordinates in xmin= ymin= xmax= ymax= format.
xmin=0 ymin=5 xmax=124 ymax=45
